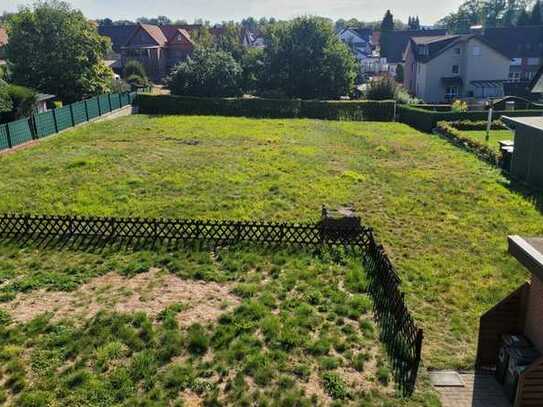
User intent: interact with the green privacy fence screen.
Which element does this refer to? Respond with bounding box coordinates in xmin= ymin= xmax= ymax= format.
xmin=0 ymin=91 xmax=139 ymax=152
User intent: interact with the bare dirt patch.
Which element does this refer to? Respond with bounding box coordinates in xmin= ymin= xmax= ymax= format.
xmin=0 ymin=268 xmax=240 ymax=326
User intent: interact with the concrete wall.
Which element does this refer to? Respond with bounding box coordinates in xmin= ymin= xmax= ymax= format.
xmin=526 ymin=276 xmax=543 ymax=353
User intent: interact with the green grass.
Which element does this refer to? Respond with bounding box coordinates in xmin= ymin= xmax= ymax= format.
xmin=0 ymin=114 xmax=538 ymax=372
xmin=458 ymin=129 xmax=513 ymax=152
xmin=0 ymin=245 xmax=439 ymax=406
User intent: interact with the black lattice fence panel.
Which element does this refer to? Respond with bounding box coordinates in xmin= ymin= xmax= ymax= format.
xmin=0 ymin=212 xmax=423 ymax=396
xmin=362 ymin=232 xmax=423 ymax=396
xmin=0 ymin=214 xmax=370 ymax=248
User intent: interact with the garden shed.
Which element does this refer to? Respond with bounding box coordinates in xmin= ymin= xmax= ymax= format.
xmin=503 ymin=116 xmax=543 ymax=189
xmin=476 ymin=235 xmax=543 ymax=406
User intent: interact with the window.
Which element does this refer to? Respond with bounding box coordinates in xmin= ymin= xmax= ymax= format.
xmin=412 ymin=63 xmax=415 ymax=73
xmin=454 ymin=47 xmax=462 ymax=55
xmin=418 ymin=46 xmax=429 ymax=56
xmin=445 ymin=87 xmax=458 ymax=100
xmin=472 ymin=46 xmax=481 ymax=56
xmin=509 ymin=72 xmax=521 ymax=82
xmin=452 ymin=65 xmax=459 ymax=74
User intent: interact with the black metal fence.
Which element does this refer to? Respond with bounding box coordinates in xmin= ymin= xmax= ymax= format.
xmin=0 ymin=212 xmax=422 ymax=396
xmin=363 ymin=233 xmax=423 ymax=396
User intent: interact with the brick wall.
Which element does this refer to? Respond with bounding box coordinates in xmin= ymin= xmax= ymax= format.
xmin=525 ymin=276 xmax=543 ymax=352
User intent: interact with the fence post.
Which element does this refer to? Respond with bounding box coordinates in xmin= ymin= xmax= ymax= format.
xmin=84 ymin=100 xmax=89 ymax=121
xmin=97 ymin=97 xmax=102 ymax=116
xmin=29 ymin=116 xmax=37 ymax=140
xmin=5 ymin=123 xmax=12 ymax=148
xmin=107 ymin=94 xmax=112 ymax=112
xmin=69 ymin=103 xmax=75 ymax=127
xmin=52 ymin=109 xmax=59 ymax=133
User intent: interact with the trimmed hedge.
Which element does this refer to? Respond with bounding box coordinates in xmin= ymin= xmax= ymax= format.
xmin=435 ymin=121 xmax=499 ymax=166
xmin=136 ymin=95 xmax=396 ymax=121
xmin=448 ymin=120 xmax=507 ymax=131
xmin=398 ymin=105 xmax=543 ymax=133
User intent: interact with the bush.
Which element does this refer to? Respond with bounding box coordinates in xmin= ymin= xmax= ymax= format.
xmin=365 ymin=77 xmax=398 ymax=100
xmin=123 ymin=60 xmax=147 ymax=80
xmin=448 ymin=120 xmax=507 ymax=131
xmin=7 ymin=84 xmax=36 ymax=120
xmin=167 ymin=48 xmax=243 ymax=98
xmin=451 ymin=100 xmax=468 ymax=112
xmin=136 ymin=94 xmax=396 ymax=121
xmin=126 ymin=74 xmax=149 ymax=90
xmin=435 ymin=121 xmax=499 ymax=165
xmin=0 ymin=80 xmax=13 ymax=114
xmin=398 ymin=104 xmax=543 ymax=133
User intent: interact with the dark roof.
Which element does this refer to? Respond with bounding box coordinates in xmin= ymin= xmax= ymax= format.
xmin=380 ymin=29 xmax=448 ymax=63
xmin=482 ymin=26 xmax=543 ymax=58
xmin=98 ymin=25 xmax=137 ymax=52
xmin=346 ymin=27 xmax=372 ymax=41
xmin=408 ymin=34 xmax=511 ymax=63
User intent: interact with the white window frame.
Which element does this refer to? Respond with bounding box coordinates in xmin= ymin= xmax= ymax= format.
xmin=452 ymin=65 xmax=459 ymax=74
xmin=445 ymin=86 xmax=458 ymax=100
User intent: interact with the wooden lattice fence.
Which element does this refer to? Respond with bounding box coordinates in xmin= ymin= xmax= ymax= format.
xmin=0 ymin=212 xmax=423 ymax=396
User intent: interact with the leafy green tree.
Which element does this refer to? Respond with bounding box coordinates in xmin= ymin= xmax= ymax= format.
xmin=5 ymin=0 xmax=113 ymax=103
xmin=261 ymin=17 xmax=357 ymax=99
xmin=240 ymin=48 xmax=264 ymax=93
xmin=381 ymin=10 xmax=395 ymax=31
xmin=166 ymin=47 xmax=243 ymax=97
xmin=215 ymin=22 xmax=245 ymax=61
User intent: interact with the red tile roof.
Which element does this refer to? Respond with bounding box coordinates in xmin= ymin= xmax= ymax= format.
xmin=0 ymin=27 xmax=8 ymax=47
xmin=139 ymin=23 xmax=168 ymax=46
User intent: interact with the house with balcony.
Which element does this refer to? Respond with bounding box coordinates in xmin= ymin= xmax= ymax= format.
xmin=403 ymin=34 xmax=511 ymax=103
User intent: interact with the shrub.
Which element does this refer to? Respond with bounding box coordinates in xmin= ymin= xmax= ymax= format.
xmin=451 ymin=99 xmax=468 ymax=112
xmin=7 ymin=84 xmax=36 ymax=120
xmin=398 ymin=104 xmax=543 ymax=133
xmin=365 ymin=77 xmax=398 ymax=100
xmin=435 ymin=121 xmax=499 ymax=165
xmin=123 ymin=60 xmax=147 ymax=80
xmin=448 ymin=119 xmax=506 ymax=131
xmin=136 ymin=95 xmax=395 ymax=121
xmin=0 ymin=80 xmax=12 ymax=114
xmin=166 ymin=48 xmax=243 ymax=98
xmin=126 ymin=74 xmax=149 ymax=90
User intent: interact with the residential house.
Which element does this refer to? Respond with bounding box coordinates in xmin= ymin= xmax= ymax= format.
xmin=241 ymin=28 xmax=265 ymax=49
xmin=379 ymin=29 xmax=448 ymax=76
xmin=403 ymin=34 xmax=511 ymax=103
xmin=480 ymin=26 xmax=543 ymax=83
xmin=98 ymin=23 xmax=196 ymax=82
xmin=338 ymin=27 xmax=388 ymax=76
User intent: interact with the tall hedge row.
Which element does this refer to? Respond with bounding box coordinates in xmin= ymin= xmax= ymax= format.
xmin=136 ymin=95 xmax=396 ymax=121
xmin=398 ymin=105 xmax=543 ymax=133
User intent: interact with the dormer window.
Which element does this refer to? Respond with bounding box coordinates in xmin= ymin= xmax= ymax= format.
xmin=177 ymin=34 xmax=183 ymax=41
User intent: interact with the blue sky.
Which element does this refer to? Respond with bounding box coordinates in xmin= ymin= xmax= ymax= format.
xmin=0 ymin=0 xmax=464 ymax=24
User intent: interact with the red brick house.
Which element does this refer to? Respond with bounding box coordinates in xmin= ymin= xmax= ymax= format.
xmin=120 ymin=23 xmax=195 ymax=82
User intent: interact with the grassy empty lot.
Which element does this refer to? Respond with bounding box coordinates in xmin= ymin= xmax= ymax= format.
xmin=0 ymin=244 xmax=438 ymax=406
xmin=458 ymin=129 xmax=513 ymax=152
xmin=0 ymin=114 xmax=540 ymax=374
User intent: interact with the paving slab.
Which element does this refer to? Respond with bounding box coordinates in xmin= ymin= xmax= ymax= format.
xmin=433 ymin=372 xmax=512 ymax=407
